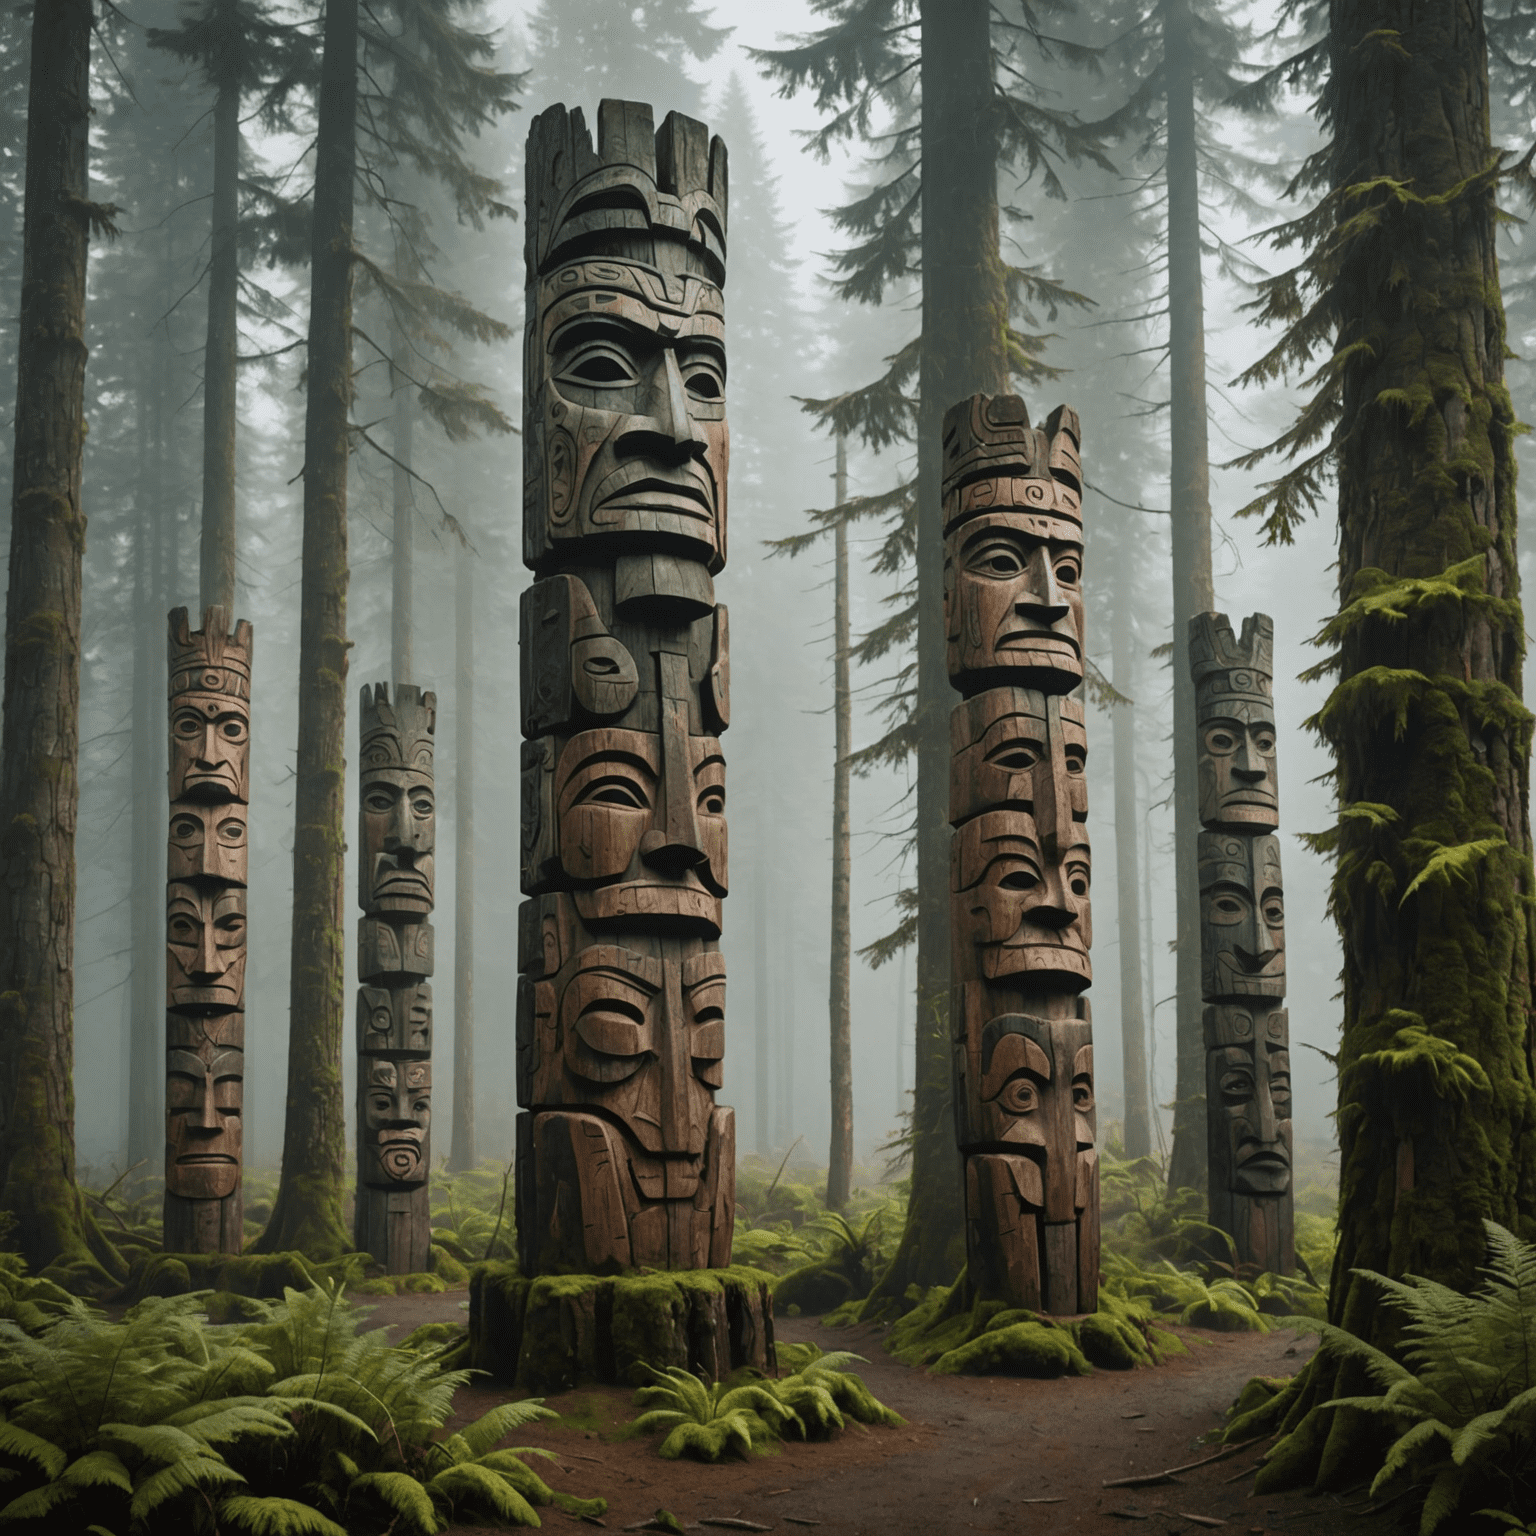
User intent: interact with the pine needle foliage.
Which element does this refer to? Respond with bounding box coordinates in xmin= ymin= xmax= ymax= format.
xmin=0 ymin=1279 xmax=606 ymax=1533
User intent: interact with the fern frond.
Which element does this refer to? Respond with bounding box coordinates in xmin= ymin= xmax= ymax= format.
xmin=347 ymin=1471 xmax=440 ymax=1534
xmin=0 ymin=1421 xmax=66 ymax=1477
xmin=128 ymin=1451 xmax=244 ymax=1519
xmin=451 ymin=1400 xmax=556 ymax=1460
xmin=426 ymin=1461 xmax=539 ymax=1525
xmin=218 ymin=1493 xmax=350 ymax=1536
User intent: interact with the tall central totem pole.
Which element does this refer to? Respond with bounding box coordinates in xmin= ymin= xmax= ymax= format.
xmin=516 ymin=100 xmax=735 ymax=1274
xmin=944 ymin=394 xmax=1098 ymax=1315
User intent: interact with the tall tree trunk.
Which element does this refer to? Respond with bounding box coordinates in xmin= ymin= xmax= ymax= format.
xmin=200 ymin=35 xmax=239 ymax=615
xmin=0 ymin=0 xmax=117 ymax=1282
xmin=868 ymin=0 xmax=1009 ymax=1306
xmin=448 ymin=541 xmax=475 ymax=1170
xmin=1112 ymin=531 xmax=1152 ymax=1158
xmin=390 ymin=322 xmax=413 ymax=684
xmin=257 ymin=0 xmax=357 ymax=1258
xmin=754 ymin=846 xmax=769 ymax=1155
xmin=1162 ymin=0 xmax=1216 ymax=1193
xmin=1321 ymin=0 xmax=1536 ymax=1339
xmin=827 ymin=432 xmax=854 ymax=1208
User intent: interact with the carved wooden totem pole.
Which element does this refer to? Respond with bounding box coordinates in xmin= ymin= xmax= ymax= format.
xmin=1189 ymin=612 xmax=1294 ymax=1275
xmin=355 ymin=683 xmax=437 ymax=1274
xmin=515 ymin=100 xmax=735 ymax=1274
xmin=165 ymin=607 xmax=251 ymax=1254
xmin=943 ymin=394 xmax=1098 ymax=1315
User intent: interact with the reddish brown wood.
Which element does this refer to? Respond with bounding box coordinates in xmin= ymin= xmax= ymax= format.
xmin=355 ymin=683 xmax=435 ymax=1274
xmin=944 ymin=395 xmax=1098 ymax=1315
xmin=1188 ymin=611 xmax=1293 ymax=1277
xmin=164 ymin=607 xmax=251 ymax=1254
xmin=518 ymin=101 xmax=735 ymax=1276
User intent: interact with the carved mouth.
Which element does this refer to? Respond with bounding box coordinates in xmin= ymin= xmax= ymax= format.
xmin=1230 ymin=949 xmax=1284 ymax=974
xmin=997 ymin=631 xmax=1081 ymax=657
xmin=592 ymin=466 xmax=715 ymax=521
xmin=176 ymin=1153 xmax=236 ymax=1165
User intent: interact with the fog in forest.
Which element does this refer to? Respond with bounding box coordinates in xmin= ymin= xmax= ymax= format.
xmin=29 ymin=0 xmax=1530 ymax=1194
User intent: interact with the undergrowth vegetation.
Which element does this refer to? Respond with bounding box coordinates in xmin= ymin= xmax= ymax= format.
xmin=1224 ymin=1222 xmax=1536 ymax=1536
xmin=0 ymin=1273 xmax=605 ymax=1534
xmin=624 ymin=1345 xmax=902 ymax=1462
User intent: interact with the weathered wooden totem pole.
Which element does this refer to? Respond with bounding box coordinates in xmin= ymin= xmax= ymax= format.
xmin=1190 ymin=612 xmax=1294 ymax=1275
xmin=165 ymin=607 xmax=251 ymax=1253
xmin=355 ymin=683 xmax=437 ymax=1273
xmin=515 ymin=100 xmax=735 ymax=1274
xmin=943 ymin=394 xmax=1098 ymax=1315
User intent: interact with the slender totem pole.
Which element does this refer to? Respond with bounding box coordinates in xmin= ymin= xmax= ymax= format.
xmin=355 ymin=683 xmax=436 ymax=1274
xmin=1189 ymin=613 xmax=1293 ymax=1274
xmin=943 ymin=394 xmax=1098 ymax=1315
xmin=165 ymin=607 xmax=251 ymax=1254
xmin=516 ymin=99 xmax=735 ymax=1273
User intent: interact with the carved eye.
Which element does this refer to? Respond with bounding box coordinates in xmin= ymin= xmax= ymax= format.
xmin=1263 ymin=897 xmax=1284 ymax=926
xmin=411 ymin=1096 xmax=431 ymax=1117
xmin=988 ymin=743 xmax=1040 ymax=771
xmin=410 ymin=793 xmax=433 ymax=819
xmin=698 ymin=787 xmax=725 ymax=815
xmin=1053 ymin=556 xmax=1080 ymax=586
xmin=997 ymin=1076 xmax=1039 ymax=1114
xmin=565 ymin=349 xmax=637 ymax=386
xmin=584 ymin=656 xmax=621 ymax=677
xmin=216 ymin=913 xmax=246 ymax=943
xmin=369 ymin=1093 xmax=393 ymax=1116
xmin=174 ymin=714 xmax=203 ymax=737
xmin=1206 ymin=729 xmax=1236 ymax=753
xmin=370 ymin=1008 xmax=391 ymax=1033
xmin=998 ymin=868 xmax=1039 ymax=891
xmin=171 ymin=816 xmax=200 ymax=840
xmin=220 ymin=718 xmax=247 ymax=741
xmin=1064 ymin=748 xmax=1086 ymax=775
xmin=984 ymin=549 xmax=1023 ymax=576
xmin=1073 ymin=1080 xmax=1094 ymax=1112
xmin=1221 ymin=1071 xmax=1255 ymax=1104
xmin=1067 ymin=863 xmax=1090 ymax=898
xmin=579 ymin=778 xmax=648 ymax=810
xmin=364 ymin=789 xmax=395 ymax=814
xmin=217 ymin=819 xmax=244 ymax=844
xmin=1254 ymin=729 xmax=1276 ymax=755
xmin=1271 ymin=1076 xmax=1292 ymax=1115
xmin=169 ymin=914 xmax=198 ymax=942
xmin=685 ymin=366 xmax=723 ymax=401
xmin=1214 ymin=895 xmax=1245 ymax=916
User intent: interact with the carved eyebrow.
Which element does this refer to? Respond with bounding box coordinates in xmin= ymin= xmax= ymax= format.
xmin=552 ymin=314 xmax=661 ymax=351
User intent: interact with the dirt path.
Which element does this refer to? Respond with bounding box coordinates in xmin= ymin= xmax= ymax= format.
xmin=357 ymin=1294 xmax=1399 ymax=1536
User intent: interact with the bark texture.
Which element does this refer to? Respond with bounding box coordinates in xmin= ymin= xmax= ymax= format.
xmin=1321 ymin=0 xmax=1536 ymax=1336
xmin=1164 ymin=0 xmax=1216 ymax=1194
xmin=257 ymin=0 xmax=358 ymax=1258
xmin=868 ymin=0 xmax=1009 ymax=1304
xmin=827 ymin=433 xmax=853 ymax=1209
xmin=0 ymin=0 xmax=116 ymax=1281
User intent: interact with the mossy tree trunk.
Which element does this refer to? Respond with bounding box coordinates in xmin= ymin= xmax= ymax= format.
xmin=448 ymin=541 xmax=475 ymax=1171
xmin=1163 ymin=0 xmax=1216 ymax=1195
xmin=257 ymin=0 xmax=358 ymax=1259
xmin=868 ymin=0 xmax=1009 ymax=1305
xmin=0 ymin=0 xmax=118 ymax=1283
xmin=1321 ymin=0 xmax=1536 ymax=1338
xmin=828 ymin=432 xmax=854 ymax=1210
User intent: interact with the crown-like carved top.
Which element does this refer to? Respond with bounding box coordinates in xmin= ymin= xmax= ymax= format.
xmin=1189 ymin=612 xmax=1273 ymax=690
xmin=941 ymin=396 xmax=1081 ymax=498
xmin=360 ymin=683 xmax=436 ymax=772
xmin=168 ymin=606 xmax=253 ymax=700
xmin=525 ymin=99 xmax=728 ymax=286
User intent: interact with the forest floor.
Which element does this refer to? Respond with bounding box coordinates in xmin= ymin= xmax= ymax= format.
xmin=361 ymin=1292 xmax=1402 ymax=1536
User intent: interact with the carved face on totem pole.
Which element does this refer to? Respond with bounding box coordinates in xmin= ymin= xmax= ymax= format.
xmin=358 ymin=684 xmax=436 ymax=917
xmin=524 ymin=100 xmax=729 ymax=607
xmin=167 ymin=882 xmax=247 ymax=1011
xmin=360 ymin=1058 xmax=431 ymax=1187
xmin=1204 ymin=1005 xmax=1292 ymax=1196
xmin=168 ymin=609 xmax=253 ymax=803
xmin=1189 ymin=612 xmax=1278 ymax=834
xmin=518 ymin=896 xmax=724 ymax=1171
xmin=950 ymin=689 xmax=1087 ymax=835
xmin=168 ymin=802 xmax=248 ymax=884
xmin=941 ymin=395 xmax=1085 ymax=695
xmin=1198 ymin=833 xmax=1285 ymax=1001
xmin=165 ymin=1043 xmax=243 ymax=1198
xmin=952 ymin=811 xmax=1092 ymax=991
xmin=358 ymin=983 xmax=433 ymax=1055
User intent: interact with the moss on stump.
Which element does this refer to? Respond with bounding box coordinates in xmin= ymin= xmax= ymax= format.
xmin=468 ymin=1263 xmax=776 ymax=1392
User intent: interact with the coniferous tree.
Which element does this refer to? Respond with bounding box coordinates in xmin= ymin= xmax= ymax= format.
xmin=756 ymin=0 xmax=1105 ymax=1301
xmin=0 ymin=0 xmax=122 ymax=1281
xmin=1235 ymin=0 xmax=1535 ymax=1370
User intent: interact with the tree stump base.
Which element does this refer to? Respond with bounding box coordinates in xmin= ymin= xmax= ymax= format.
xmin=468 ymin=1263 xmax=775 ymax=1392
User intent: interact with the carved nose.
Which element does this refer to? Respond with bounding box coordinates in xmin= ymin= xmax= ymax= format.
xmin=384 ymin=797 xmax=417 ymax=852
xmin=1013 ymin=545 xmax=1070 ymax=624
xmin=640 ymin=829 xmax=707 ymax=877
xmin=1233 ymin=732 xmax=1267 ymax=782
xmin=1022 ymin=863 xmax=1079 ymax=931
xmin=617 ymin=350 xmax=707 ymax=465
xmin=1255 ymin=1076 xmax=1277 ymax=1143
xmin=195 ymin=922 xmax=226 ymax=978
xmin=190 ymin=1073 xmax=219 ymax=1131
xmin=199 ymin=721 xmax=220 ymax=764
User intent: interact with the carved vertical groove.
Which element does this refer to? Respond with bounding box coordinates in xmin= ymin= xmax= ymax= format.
xmin=164 ymin=606 xmax=251 ymax=1254
xmin=516 ymin=100 xmax=735 ymax=1275
xmin=942 ymin=394 xmax=1099 ymax=1314
xmin=1189 ymin=612 xmax=1294 ymax=1275
xmin=354 ymin=682 xmax=436 ymax=1274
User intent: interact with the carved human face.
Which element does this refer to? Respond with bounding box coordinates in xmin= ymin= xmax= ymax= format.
xmin=357 ymin=983 xmax=433 ymax=1054
xmin=361 ymin=1059 xmax=431 ymax=1186
xmin=952 ymin=810 xmax=1091 ymax=990
xmin=1209 ymin=1029 xmax=1293 ymax=1196
xmin=1199 ymin=834 xmax=1285 ymax=1000
xmin=1197 ymin=698 xmax=1278 ymax=832
xmin=521 ymin=945 xmax=725 ymax=1159
xmin=945 ymin=511 xmax=1084 ymax=689
xmin=524 ymin=726 xmax=727 ymax=933
xmin=359 ymin=770 xmax=435 ymax=915
xmin=165 ymin=1045 xmax=242 ymax=1198
xmin=950 ymin=690 xmax=1087 ymax=834
xmin=975 ymin=1017 xmax=1095 ymax=1225
xmin=169 ymin=693 xmax=250 ymax=801
xmin=531 ymin=261 xmax=728 ymax=570
xmin=168 ymin=802 xmax=248 ymax=884
xmin=167 ymin=883 xmax=247 ymax=1010
xmin=358 ymin=917 xmax=434 ymax=980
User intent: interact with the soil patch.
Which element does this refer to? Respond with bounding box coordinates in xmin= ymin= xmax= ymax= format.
xmin=419 ymin=1304 xmax=1403 ymax=1536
